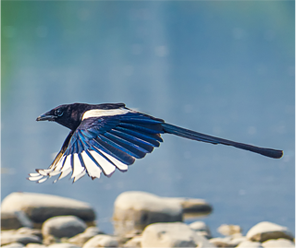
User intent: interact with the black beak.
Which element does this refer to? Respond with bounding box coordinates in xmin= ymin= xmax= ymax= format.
xmin=36 ymin=112 xmax=56 ymax=121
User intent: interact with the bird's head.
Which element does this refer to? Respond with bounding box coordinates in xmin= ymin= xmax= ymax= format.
xmin=36 ymin=103 xmax=90 ymax=130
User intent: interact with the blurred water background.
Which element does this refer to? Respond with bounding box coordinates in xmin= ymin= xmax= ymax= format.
xmin=2 ymin=1 xmax=294 ymax=237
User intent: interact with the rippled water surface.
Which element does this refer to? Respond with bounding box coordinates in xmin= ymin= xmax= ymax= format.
xmin=2 ymin=1 xmax=294 ymax=236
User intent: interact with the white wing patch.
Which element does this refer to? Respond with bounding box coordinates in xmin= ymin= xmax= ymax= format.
xmin=71 ymin=153 xmax=85 ymax=178
xmin=28 ymin=147 xmax=131 ymax=183
xmin=80 ymin=151 xmax=102 ymax=179
xmin=89 ymin=150 xmax=116 ymax=176
xmin=82 ymin=107 xmax=131 ymax=120
xmin=57 ymin=167 xmax=72 ymax=181
xmin=73 ymin=170 xmax=86 ymax=183
xmin=27 ymin=174 xmax=44 ymax=181
xmin=100 ymin=150 xmax=128 ymax=171
xmin=61 ymin=156 xmax=71 ymax=172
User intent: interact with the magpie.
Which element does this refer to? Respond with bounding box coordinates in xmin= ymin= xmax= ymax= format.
xmin=28 ymin=103 xmax=283 ymax=183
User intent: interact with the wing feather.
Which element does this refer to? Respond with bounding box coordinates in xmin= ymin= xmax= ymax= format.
xmin=55 ymin=168 xmax=72 ymax=182
xmin=103 ymin=132 xmax=147 ymax=158
xmin=93 ymin=136 xmax=135 ymax=165
xmin=89 ymin=149 xmax=116 ymax=177
xmin=119 ymin=122 xmax=163 ymax=134
xmin=71 ymin=153 xmax=85 ymax=178
xmin=115 ymin=126 xmax=163 ymax=144
xmin=81 ymin=150 xmax=102 ymax=179
xmin=109 ymin=129 xmax=154 ymax=153
xmin=73 ymin=170 xmax=86 ymax=183
xmin=28 ymin=111 xmax=164 ymax=183
xmin=96 ymin=134 xmax=140 ymax=161
xmin=99 ymin=149 xmax=128 ymax=171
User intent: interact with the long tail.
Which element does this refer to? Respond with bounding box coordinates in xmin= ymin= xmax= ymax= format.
xmin=162 ymin=123 xmax=283 ymax=159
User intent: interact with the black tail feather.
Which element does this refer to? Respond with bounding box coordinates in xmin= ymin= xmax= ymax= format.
xmin=162 ymin=123 xmax=283 ymax=159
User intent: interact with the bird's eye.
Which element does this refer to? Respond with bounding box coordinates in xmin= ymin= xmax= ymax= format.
xmin=55 ymin=109 xmax=63 ymax=117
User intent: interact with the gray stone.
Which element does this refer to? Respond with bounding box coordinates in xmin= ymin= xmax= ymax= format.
xmin=16 ymin=227 xmax=42 ymax=240
xmin=236 ymin=241 xmax=263 ymax=248
xmin=1 ymin=211 xmax=33 ymax=230
xmin=0 ymin=232 xmax=41 ymax=246
xmin=123 ymin=236 xmax=142 ymax=248
xmin=141 ymin=222 xmax=216 ymax=248
xmin=68 ymin=226 xmax=102 ymax=246
xmin=47 ymin=244 xmax=81 ymax=248
xmin=228 ymin=235 xmax=247 ymax=246
xmin=113 ymin=191 xmax=183 ymax=236
xmin=209 ymin=235 xmax=247 ymax=247
xmin=164 ymin=197 xmax=212 ymax=218
xmin=217 ymin=224 xmax=242 ymax=236
xmin=1 ymin=192 xmax=95 ymax=224
xmin=121 ymin=230 xmax=142 ymax=239
xmin=83 ymin=234 xmax=118 ymax=248
xmin=262 ymin=238 xmax=295 ymax=247
xmin=189 ymin=221 xmax=212 ymax=238
xmin=42 ymin=215 xmax=87 ymax=239
xmin=209 ymin=237 xmax=233 ymax=247
xmin=83 ymin=226 xmax=102 ymax=236
xmin=246 ymin=221 xmax=294 ymax=242
xmin=1 ymin=243 xmax=24 ymax=248
xmin=26 ymin=244 xmax=47 ymax=248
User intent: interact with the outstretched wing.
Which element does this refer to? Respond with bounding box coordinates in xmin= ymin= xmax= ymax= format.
xmin=28 ymin=110 xmax=164 ymax=183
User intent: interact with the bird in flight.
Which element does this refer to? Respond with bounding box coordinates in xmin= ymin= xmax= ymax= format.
xmin=28 ymin=103 xmax=283 ymax=183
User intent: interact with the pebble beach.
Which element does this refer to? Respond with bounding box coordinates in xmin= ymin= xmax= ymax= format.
xmin=1 ymin=191 xmax=294 ymax=248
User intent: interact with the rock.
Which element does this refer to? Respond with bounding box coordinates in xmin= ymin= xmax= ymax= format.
xmin=83 ymin=234 xmax=118 ymax=248
xmin=83 ymin=226 xmax=102 ymax=235
xmin=1 ymin=192 xmax=95 ymax=224
xmin=217 ymin=224 xmax=242 ymax=236
xmin=209 ymin=234 xmax=247 ymax=247
xmin=119 ymin=230 xmax=142 ymax=240
xmin=246 ymin=221 xmax=294 ymax=242
xmin=68 ymin=226 xmax=102 ymax=246
xmin=123 ymin=236 xmax=142 ymax=248
xmin=141 ymin=222 xmax=216 ymax=247
xmin=42 ymin=234 xmax=58 ymax=246
xmin=116 ymin=233 xmax=140 ymax=247
xmin=209 ymin=237 xmax=233 ymax=247
xmin=47 ymin=244 xmax=81 ymax=248
xmin=262 ymin=238 xmax=295 ymax=247
xmin=189 ymin=221 xmax=212 ymax=238
xmin=16 ymin=227 xmax=42 ymax=240
xmin=0 ymin=232 xmax=41 ymax=246
xmin=236 ymin=241 xmax=263 ymax=248
xmin=163 ymin=197 xmax=212 ymax=218
xmin=230 ymin=233 xmax=244 ymax=238
xmin=26 ymin=244 xmax=47 ymax=248
xmin=113 ymin=191 xmax=183 ymax=236
xmin=1 ymin=243 xmax=24 ymax=248
xmin=1 ymin=211 xmax=33 ymax=230
xmin=228 ymin=235 xmax=247 ymax=247
xmin=42 ymin=215 xmax=87 ymax=239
